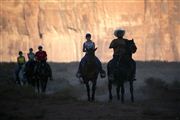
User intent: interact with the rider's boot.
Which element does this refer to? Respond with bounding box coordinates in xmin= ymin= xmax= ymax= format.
xmin=94 ymin=57 xmax=106 ymax=78
xmin=76 ymin=64 xmax=82 ymax=78
xmin=76 ymin=70 xmax=82 ymax=78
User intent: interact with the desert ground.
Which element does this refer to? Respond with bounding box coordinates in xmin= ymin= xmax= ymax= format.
xmin=0 ymin=61 xmax=180 ymax=120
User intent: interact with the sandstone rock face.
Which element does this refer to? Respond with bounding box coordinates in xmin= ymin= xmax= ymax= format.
xmin=0 ymin=0 xmax=180 ymax=62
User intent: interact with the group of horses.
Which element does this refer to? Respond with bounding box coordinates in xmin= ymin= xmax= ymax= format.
xmin=15 ymin=44 xmax=135 ymax=103
xmin=79 ymin=47 xmax=135 ymax=103
xmin=15 ymin=61 xmax=52 ymax=93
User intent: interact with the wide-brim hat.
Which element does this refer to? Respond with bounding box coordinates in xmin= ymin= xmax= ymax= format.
xmin=114 ymin=29 xmax=125 ymax=37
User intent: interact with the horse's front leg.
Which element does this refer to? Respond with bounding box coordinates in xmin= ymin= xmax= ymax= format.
xmin=121 ymin=83 xmax=125 ymax=103
xmin=129 ymin=81 xmax=134 ymax=102
xmin=116 ymin=85 xmax=120 ymax=100
xmin=36 ymin=79 xmax=40 ymax=93
xmin=91 ymin=80 xmax=97 ymax=102
xmin=85 ymin=82 xmax=90 ymax=101
xmin=108 ymin=80 xmax=113 ymax=101
xmin=41 ymin=78 xmax=48 ymax=93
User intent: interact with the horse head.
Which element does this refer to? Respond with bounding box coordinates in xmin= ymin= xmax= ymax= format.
xmin=129 ymin=39 xmax=137 ymax=54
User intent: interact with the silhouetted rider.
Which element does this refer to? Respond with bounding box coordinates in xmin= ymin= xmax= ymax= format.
xmin=35 ymin=46 xmax=52 ymax=80
xmin=27 ymin=48 xmax=35 ymax=61
xmin=26 ymin=48 xmax=36 ymax=68
xmin=76 ymin=33 xmax=105 ymax=78
xmin=16 ymin=51 xmax=26 ymax=84
xmin=35 ymin=46 xmax=47 ymax=62
xmin=109 ymin=29 xmax=137 ymax=80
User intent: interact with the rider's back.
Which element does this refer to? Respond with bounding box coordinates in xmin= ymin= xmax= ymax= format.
xmin=83 ymin=40 xmax=95 ymax=53
xmin=28 ymin=52 xmax=35 ymax=61
xmin=35 ymin=51 xmax=47 ymax=61
xmin=109 ymin=38 xmax=127 ymax=56
xmin=17 ymin=56 xmax=26 ymax=65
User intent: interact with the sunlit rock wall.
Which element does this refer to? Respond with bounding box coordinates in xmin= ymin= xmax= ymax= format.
xmin=0 ymin=0 xmax=180 ymax=62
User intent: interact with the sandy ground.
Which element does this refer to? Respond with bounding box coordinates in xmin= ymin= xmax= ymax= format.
xmin=0 ymin=61 xmax=180 ymax=120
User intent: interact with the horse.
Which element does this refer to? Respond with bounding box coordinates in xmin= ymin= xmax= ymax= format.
xmin=107 ymin=39 xmax=136 ymax=103
xmin=34 ymin=61 xmax=52 ymax=93
xmin=80 ymin=48 xmax=106 ymax=101
xmin=24 ymin=61 xmax=37 ymax=87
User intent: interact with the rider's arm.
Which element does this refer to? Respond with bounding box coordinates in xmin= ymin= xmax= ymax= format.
xmin=24 ymin=56 xmax=26 ymax=62
xmin=132 ymin=40 xmax=137 ymax=54
xmin=17 ymin=57 xmax=19 ymax=64
xmin=83 ymin=43 xmax=86 ymax=52
xmin=92 ymin=42 xmax=95 ymax=49
xmin=35 ymin=52 xmax=38 ymax=61
xmin=44 ymin=51 xmax=47 ymax=60
xmin=109 ymin=40 xmax=116 ymax=49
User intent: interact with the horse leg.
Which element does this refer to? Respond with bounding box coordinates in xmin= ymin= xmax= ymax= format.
xmin=85 ymin=83 xmax=90 ymax=101
xmin=91 ymin=80 xmax=97 ymax=101
xmin=121 ymin=83 xmax=125 ymax=103
xmin=36 ymin=79 xmax=40 ymax=93
xmin=42 ymin=78 xmax=48 ymax=93
xmin=116 ymin=85 xmax=120 ymax=100
xmin=129 ymin=81 xmax=134 ymax=102
xmin=108 ymin=80 xmax=113 ymax=101
xmin=40 ymin=79 xmax=45 ymax=93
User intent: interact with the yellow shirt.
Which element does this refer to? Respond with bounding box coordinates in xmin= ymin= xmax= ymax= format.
xmin=17 ymin=56 xmax=25 ymax=64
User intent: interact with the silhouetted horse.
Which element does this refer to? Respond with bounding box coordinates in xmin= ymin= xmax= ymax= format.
xmin=25 ymin=61 xmax=36 ymax=87
xmin=107 ymin=39 xmax=136 ymax=103
xmin=80 ymin=48 xmax=106 ymax=101
xmin=34 ymin=62 xmax=52 ymax=93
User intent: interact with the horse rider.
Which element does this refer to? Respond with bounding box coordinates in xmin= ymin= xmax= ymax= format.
xmin=26 ymin=48 xmax=36 ymax=67
xmin=16 ymin=51 xmax=26 ymax=83
xmin=27 ymin=48 xmax=35 ymax=61
xmin=35 ymin=45 xmax=52 ymax=80
xmin=76 ymin=33 xmax=105 ymax=78
xmin=109 ymin=29 xmax=137 ymax=80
